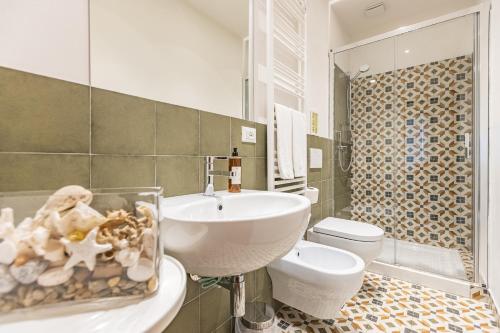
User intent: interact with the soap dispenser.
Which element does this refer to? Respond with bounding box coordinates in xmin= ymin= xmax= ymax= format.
xmin=228 ymin=148 xmax=241 ymax=193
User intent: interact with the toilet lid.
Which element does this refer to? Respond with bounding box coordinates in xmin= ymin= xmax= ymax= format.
xmin=313 ymin=217 xmax=384 ymax=242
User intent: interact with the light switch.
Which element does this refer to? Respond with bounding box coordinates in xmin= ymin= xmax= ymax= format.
xmin=242 ymin=126 xmax=256 ymax=143
xmin=310 ymin=148 xmax=322 ymax=168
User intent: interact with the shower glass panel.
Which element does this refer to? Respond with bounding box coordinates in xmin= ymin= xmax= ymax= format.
xmin=333 ymin=37 xmax=397 ymax=265
xmin=393 ymin=15 xmax=475 ymax=281
xmin=332 ymin=14 xmax=476 ymax=282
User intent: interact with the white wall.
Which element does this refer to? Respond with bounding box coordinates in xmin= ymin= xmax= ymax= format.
xmin=90 ymin=0 xmax=243 ymax=118
xmin=306 ymin=0 xmax=331 ymax=138
xmin=488 ymin=0 xmax=500 ymax=307
xmin=0 ymin=0 xmax=89 ymax=85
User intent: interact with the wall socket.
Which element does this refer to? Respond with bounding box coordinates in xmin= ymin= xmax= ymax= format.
xmin=241 ymin=126 xmax=256 ymax=143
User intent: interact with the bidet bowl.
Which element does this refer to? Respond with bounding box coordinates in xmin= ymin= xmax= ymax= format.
xmin=161 ymin=190 xmax=311 ymax=277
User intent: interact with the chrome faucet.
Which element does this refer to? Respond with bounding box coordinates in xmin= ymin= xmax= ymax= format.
xmin=203 ymin=156 xmax=235 ymax=196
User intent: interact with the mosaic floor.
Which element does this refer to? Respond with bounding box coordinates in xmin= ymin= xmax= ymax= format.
xmin=274 ymin=272 xmax=499 ymax=333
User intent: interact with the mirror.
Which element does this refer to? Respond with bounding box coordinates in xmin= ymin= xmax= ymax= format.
xmin=90 ymin=0 xmax=251 ymax=119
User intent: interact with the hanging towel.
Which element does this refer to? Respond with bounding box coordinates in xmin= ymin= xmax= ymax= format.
xmin=292 ymin=110 xmax=307 ymax=177
xmin=275 ymin=103 xmax=294 ymax=179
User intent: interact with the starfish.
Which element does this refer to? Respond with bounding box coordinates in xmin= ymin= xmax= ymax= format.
xmin=61 ymin=227 xmax=112 ymax=271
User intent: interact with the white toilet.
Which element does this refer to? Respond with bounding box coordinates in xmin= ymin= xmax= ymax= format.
xmin=307 ymin=217 xmax=384 ymax=265
xmin=267 ymin=240 xmax=364 ymax=319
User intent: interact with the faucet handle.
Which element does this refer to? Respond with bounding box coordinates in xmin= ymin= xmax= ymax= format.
xmin=204 ymin=184 xmax=215 ymax=196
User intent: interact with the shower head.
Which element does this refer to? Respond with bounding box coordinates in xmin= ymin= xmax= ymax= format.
xmin=359 ymin=64 xmax=370 ymax=73
xmin=351 ymin=64 xmax=370 ymax=80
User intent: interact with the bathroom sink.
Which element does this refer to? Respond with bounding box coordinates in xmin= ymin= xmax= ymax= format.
xmin=161 ymin=190 xmax=311 ymax=277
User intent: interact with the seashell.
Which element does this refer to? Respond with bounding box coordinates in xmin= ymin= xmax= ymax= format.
xmin=147 ymin=276 xmax=158 ymax=293
xmin=142 ymin=228 xmax=156 ymax=259
xmin=107 ymin=276 xmax=121 ymax=288
xmin=88 ymin=279 xmax=108 ymax=293
xmin=0 ymin=239 xmax=17 ymax=265
xmin=92 ymin=263 xmax=122 ymax=279
xmin=37 ymin=266 xmax=74 ymax=287
xmin=13 ymin=246 xmax=37 ymax=266
xmin=0 ymin=265 xmax=18 ymax=294
xmin=57 ymin=202 xmax=105 ymax=236
xmin=44 ymin=185 xmax=93 ymax=213
xmin=28 ymin=226 xmax=50 ymax=256
xmin=43 ymin=239 xmax=66 ymax=262
xmin=127 ymin=258 xmax=154 ymax=282
xmin=98 ymin=250 xmax=115 ymax=262
xmin=0 ymin=208 xmax=15 ymax=239
xmin=73 ymin=267 xmax=92 ymax=282
xmin=9 ymin=259 xmax=48 ymax=284
xmin=115 ymin=247 xmax=140 ymax=268
xmin=61 ymin=227 xmax=113 ymax=271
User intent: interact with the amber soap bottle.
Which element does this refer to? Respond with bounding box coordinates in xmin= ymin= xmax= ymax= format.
xmin=228 ymin=147 xmax=241 ymax=193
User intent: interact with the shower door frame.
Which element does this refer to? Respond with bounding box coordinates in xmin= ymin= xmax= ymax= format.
xmin=330 ymin=3 xmax=490 ymax=290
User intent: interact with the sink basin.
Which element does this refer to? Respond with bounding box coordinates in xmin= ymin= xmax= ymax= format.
xmin=161 ymin=190 xmax=311 ymax=277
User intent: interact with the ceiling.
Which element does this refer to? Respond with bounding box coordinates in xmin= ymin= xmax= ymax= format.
xmin=331 ymin=0 xmax=481 ymax=44
xmin=186 ymin=0 xmax=249 ymax=38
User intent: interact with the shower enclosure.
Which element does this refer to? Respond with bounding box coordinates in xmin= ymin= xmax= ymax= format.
xmin=331 ymin=12 xmax=484 ymax=287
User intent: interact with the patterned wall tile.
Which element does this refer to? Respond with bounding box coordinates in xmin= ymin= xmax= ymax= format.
xmin=350 ymin=55 xmax=473 ymax=251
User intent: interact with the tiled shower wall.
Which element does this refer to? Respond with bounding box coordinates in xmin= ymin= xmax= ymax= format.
xmin=0 ymin=66 xmax=333 ymax=332
xmin=350 ymin=55 xmax=473 ymax=251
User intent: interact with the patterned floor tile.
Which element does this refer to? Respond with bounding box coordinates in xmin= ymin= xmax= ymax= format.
xmin=274 ymin=272 xmax=499 ymax=333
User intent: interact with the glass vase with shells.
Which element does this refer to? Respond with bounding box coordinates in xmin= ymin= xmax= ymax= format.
xmin=0 ymin=186 xmax=162 ymax=322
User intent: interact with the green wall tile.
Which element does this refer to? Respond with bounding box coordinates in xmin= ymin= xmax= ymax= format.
xmin=200 ymin=112 xmax=230 ymax=156
xmin=157 ymin=103 xmax=199 ymax=155
xmin=254 ymin=158 xmax=267 ymax=190
xmin=321 ymin=199 xmax=333 ymax=219
xmin=91 ymin=88 xmax=155 ymax=155
xmin=184 ymin=276 xmax=200 ymax=305
xmin=214 ymin=319 xmax=232 ymax=333
xmin=245 ymin=271 xmax=256 ymax=301
xmin=157 ymin=156 xmax=199 ymax=197
xmin=255 ymin=123 xmax=267 ymax=158
xmin=241 ymin=158 xmax=256 ymax=190
xmin=200 ymin=286 xmax=230 ymax=333
xmin=0 ymin=154 xmax=89 ymax=192
xmin=163 ymin=298 xmax=200 ymax=333
xmin=230 ymin=118 xmax=255 ymax=157
xmin=0 ymin=67 xmax=89 ymax=153
xmin=91 ymin=155 xmax=155 ymax=188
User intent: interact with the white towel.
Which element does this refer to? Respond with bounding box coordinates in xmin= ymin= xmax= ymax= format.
xmin=292 ymin=110 xmax=307 ymax=177
xmin=275 ymin=104 xmax=294 ymax=179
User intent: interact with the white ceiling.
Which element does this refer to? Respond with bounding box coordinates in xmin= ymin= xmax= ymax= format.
xmin=331 ymin=0 xmax=481 ymax=44
xmin=186 ymin=0 xmax=249 ymax=38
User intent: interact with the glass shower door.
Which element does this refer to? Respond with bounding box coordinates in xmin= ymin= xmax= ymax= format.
xmin=333 ymin=38 xmax=397 ymax=265
xmin=393 ymin=15 xmax=475 ymax=281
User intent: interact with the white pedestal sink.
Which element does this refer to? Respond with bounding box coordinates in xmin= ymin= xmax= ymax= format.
xmin=161 ymin=190 xmax=311 ymax=277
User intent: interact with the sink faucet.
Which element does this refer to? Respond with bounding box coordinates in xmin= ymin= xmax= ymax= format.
xmin=203 ymin=156 xmax=235 ymax=196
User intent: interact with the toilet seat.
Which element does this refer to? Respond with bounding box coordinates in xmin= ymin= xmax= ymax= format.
xmin=267 ymin=240 xmax=365 ymax=319
xmin=313 ymin=217 xmax=384 ymax=242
